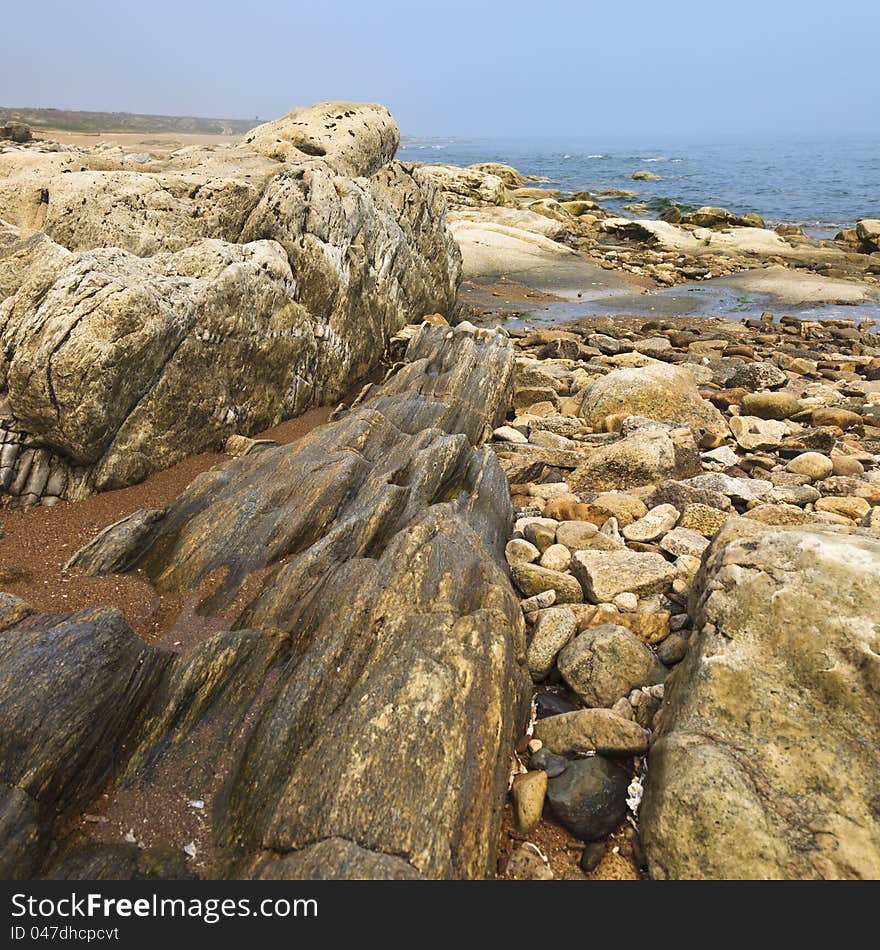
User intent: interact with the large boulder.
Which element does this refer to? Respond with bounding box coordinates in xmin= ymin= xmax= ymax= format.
xmin=1 ymin=324 xmax=530 ymax=880
xmin=575 ymin=364 xmax=728 ymax=437
xmin=0 ymin=102 xmax=461 ymax=505
xmin=641 ymin=520 xmax=880 ymax=879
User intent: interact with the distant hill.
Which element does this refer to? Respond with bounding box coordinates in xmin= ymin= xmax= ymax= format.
xmin=0 ymin=106 xmax=258 ymax=135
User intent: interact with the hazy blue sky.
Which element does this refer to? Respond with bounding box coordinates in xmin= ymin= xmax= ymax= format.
xmin=3 ymin=0 xmax=877 ymax=140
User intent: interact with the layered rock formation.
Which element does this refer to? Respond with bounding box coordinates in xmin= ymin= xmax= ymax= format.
xmin=0 ymin=102 xmax=461 ymax=506
xmin=0 ymin=322 xmax=530 ymax=879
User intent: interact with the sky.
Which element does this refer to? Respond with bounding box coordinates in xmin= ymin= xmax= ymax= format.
xmin=2 ymin=0 xmax=878 ymax=141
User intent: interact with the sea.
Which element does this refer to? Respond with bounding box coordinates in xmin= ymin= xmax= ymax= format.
xmin=398 ymin=137 xmax=880 ymax=238
xmin=398 ymin=136 xmax=880 ymax=325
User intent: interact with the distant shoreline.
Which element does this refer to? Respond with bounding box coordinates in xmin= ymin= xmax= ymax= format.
xmin=0 ymin=105 xmax=256 ymax=136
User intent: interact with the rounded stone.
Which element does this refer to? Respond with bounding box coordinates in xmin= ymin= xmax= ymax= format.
xmin=785 ymin=452 xmax=833 ymax=481
xmin=539 ymin=543 xmax=573 ymax=573
xmin=546 ymin=756 xmax=631 ymax=842
xmin=740 ymin=391 xmax=800 ymax=420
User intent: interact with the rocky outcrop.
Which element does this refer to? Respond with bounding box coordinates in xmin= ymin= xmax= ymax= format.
xmin=0 ymin=322 xmax=529 ymax=880
xmin=0 ymin=102 xmax=461 ymax=506
xmin=641 ymin=519 xmax=880 ymax=880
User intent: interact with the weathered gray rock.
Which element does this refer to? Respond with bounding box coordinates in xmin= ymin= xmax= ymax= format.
xmin=557 ymin=624 xmax=655 ymax=707
xmin=527 ymin=607 xmax=577 ymax=679
xmin=0 ymin=102 xmax=461 ymax=505
xmin=535 ymin=708 xmax=649 ymax=755
xmin=642 ymin=520 xmax=880 ymax=879
xmin=571 ymin=549 xmax=677 ymax=603
xmin=575 ymin=364 xmax=728 ymax=437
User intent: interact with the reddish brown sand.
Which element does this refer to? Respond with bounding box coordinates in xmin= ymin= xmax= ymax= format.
xmin=496 ymin=803 xmax=641 ymax=880
xmin=0 ymin=406 xmax=333 ymax=642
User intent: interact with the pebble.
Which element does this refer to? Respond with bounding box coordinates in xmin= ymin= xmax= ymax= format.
xmin=622 ymin=503 xmax=680 ymax=542
xmin=511 ymin=770 xmax=548 ymax=833
xmin=506 ymin=844 xmax=554 ymax=880
xmin=528 ymin=748 xmax=569 ymax=777
xmin=580 ymin=841 xmax=607 ymax=874
xmin=527 ymin=606 xmax=577 ymax=679
xmin=539 ymin=543 xmax=572 ymax=572
xmin=505 ymin=538 xmax=540 ymax=566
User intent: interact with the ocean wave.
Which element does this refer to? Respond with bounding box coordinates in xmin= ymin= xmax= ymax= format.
xmin=587 ymin=154 xmax=605 ymax=159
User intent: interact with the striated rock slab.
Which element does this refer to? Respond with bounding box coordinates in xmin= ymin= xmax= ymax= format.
xmin=1 ymin=323 xmax=529 ymax=880
xmin=641 ymin=519 xmax=880 ymax=879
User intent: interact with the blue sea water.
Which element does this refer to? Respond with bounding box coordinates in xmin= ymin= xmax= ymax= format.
xmin=398 ymin=137 xmax=880 ymax=237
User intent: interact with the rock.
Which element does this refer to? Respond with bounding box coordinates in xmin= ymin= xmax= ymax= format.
xmin=678 ymin=504 xmax=732 ymax=537
xmin=659 ymin=527 xmax=711 ymax=559
xmin=511 ymin=563 xmax=584 ymax=604
xmin=546 ymin=757 xmax=631 ymax=842
xmin=575 ymin=364 xmax=727 ymax=437
xmin=785 ymin=452 xmax=834 ymax=481
xmin=860 ymin=507 xmax=880 ymax=529
xmin=631 ymin=170 xmax=662 ymax=180
xmin=511 ymin=771 xmax=548 ymax=833
xmin=225 ymin=435 xmax=278 ymax=457
xmin=494 ymin=425 xmax=528 ymax=444
xmin=831 ymin=456 xmax=865 ymax=477
xmin=613 ymin=592 xmax=639 ymax=613
xmin=506 ymin=844 xmax=553 ymax=880
xmin=740 ymin=392 xmax=800 ymax=420
xmin=650 ymin=479 xmax=732 ymax=513
xmin=680 ymin=473 xmax=773 ymax=505
xmin=815 ymin=496 xmax=871 ymax=520
xmin=557 ymin=624 xmax=655 ymax=707
xmin=729 ymin=416 xmax=790 ymax=451
xmin=0 ymin=123 xmax=33 ymax=144
xmin=642 ymin=520 xmax=880 ymax=879
xmin=0 ymin=102 xmax=460 ymax=504
xmin=539 ymin=543 xmax=572 ymax=572
xmin=580 ymin=841 xmax=607 ymax=873
xmin=582 ymin=605 xmax=671 ymax=645
xmin=727 ymin=362 xmax=788 ymax=391
xmin=520 ymin=590 xmax=557 ymax=614
xmin=528 ymin=748 xmax=568 ymax=778
xmin=535 ymin=708 xmax=649 ymax=755
xmin=527 ymin=607 xmax=577 ymax=680
xmin=569 ymin=429 xmax=701 ymax=493
xmin=555 ymin=520 xmax=599 ymax=551
xmin=856 ymin=218 xmax=880 ymax=252
xmin=812 ymin=407 xmax=862 ymax=431
xmin=682 ymin=206 xmax=761 ymax=229
xmin=657 ymin=632 xmax=689 ymax=666
xmin=506 ymin=538 xmax=541 ymax=567
xmin=701 ymin=445 xmax=740 ymax=467
xmin=523 ymin=522 xmax=557 ymax=553
xmin=571 ymin=549 xmax=677 ymax=603
xmin=591 ymin=492 xmax=648 ymax=526
xmin=23 ymin=325 xmax=530 ymax=881
xmin=622 ymin=504 xmax=680 ymax=542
